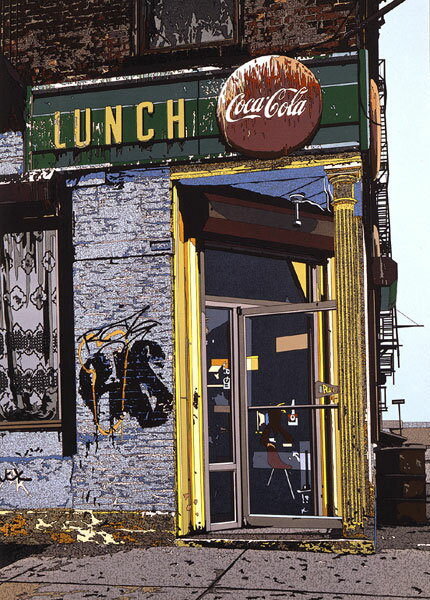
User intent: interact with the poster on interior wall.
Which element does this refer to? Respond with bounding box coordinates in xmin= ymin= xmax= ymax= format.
xmin=217 ymin=55 xmax=323 ymax=159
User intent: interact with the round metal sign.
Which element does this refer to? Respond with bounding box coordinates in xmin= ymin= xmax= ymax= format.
xmin=369 ymin=79 xmax=381 ymax=181
xmin=217 ymin=55 xmax=322 ymax=158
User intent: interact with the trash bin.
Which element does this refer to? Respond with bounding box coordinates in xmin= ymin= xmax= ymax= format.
xmin=376 ymin=445 xmax=427 ymax=525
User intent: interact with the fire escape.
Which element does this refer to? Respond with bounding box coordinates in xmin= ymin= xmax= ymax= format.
xmin=375 ymin=59 xmax=400 ymax=395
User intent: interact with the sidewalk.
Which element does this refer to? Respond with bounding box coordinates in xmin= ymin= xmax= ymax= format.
xmin=1 ymin=529 xmax=430 ymax=600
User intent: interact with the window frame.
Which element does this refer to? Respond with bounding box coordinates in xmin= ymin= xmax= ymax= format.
xmin=0 ymin=189 xmax=75 ymax=447
xmin=133 ymin=0 xmax=241 ymax=55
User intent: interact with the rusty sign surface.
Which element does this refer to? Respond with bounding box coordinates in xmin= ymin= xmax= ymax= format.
xmin=217 ymin=56 xmax=323 ymax=158
xmin=26 ymin=55 xmax=367 ymax=171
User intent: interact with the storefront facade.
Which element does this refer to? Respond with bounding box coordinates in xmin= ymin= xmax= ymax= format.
xmin=0 ymin=1 xmax=390 ymax=551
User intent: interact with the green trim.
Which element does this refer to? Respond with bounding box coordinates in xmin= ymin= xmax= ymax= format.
xmin=380 ymin=280 xmax=397 ymax=311
xmin=27 ymin=61 xmax=363 ymax=171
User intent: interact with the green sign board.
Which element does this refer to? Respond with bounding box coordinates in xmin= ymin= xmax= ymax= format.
xmin=26 ymin=59 xmax=364 ymax=171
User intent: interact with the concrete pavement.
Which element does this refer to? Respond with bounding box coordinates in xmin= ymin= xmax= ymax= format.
xmin=0 ymin=543 xmax=430 ymax=599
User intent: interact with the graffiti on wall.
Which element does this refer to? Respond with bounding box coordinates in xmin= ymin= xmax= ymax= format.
xmin=0 ymin=467 xmax=32 ymax=495
xmin=78 ymin=307 xmax=173 ymax=436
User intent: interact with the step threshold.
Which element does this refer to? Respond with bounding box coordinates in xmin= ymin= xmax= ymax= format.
xmin=177 ymin=536 xmax=375 ymax=554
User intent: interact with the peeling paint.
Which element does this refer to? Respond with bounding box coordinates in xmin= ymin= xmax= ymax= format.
xmin=65 ymin=514 xmax=122 ymax=545
xmin=35 ymin=518 xmax=53 ymax=530
xmin=0 ymin=509 xmax=175 ymax=546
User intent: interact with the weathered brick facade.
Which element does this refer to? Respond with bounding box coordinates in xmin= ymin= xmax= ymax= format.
xmin=0 ymin=0 xmax=359 ymax=85
xmin=0 ymin=131 xmax=23 ymax=175
xmin=244 ymin=0 xmax=359 ymax=55
xmin=1 ymin=0 xmax=132 ymax=83
xmin=71 ymin=169 xmax=175 ymax=512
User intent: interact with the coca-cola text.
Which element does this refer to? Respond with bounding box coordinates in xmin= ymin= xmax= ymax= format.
xmin=225 ymin=87 xmax=308 ymax=123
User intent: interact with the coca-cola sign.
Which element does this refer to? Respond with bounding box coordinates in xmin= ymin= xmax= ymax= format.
xmin=217 ymin=55 xmax=322 ymax=158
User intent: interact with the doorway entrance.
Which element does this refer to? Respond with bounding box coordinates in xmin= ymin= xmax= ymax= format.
xmin=203 ymin=247 xmax=339 ymax=530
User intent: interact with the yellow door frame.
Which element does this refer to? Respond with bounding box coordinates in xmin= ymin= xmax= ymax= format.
xmin=171 ymin=154 xmax=360 ymax=535
xmin=172 ymin=184 xmax=205 ymax=535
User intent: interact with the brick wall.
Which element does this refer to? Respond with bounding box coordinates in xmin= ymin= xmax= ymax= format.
xmin=0 ymin=431 xmax=73 ymax=509
xmin=0 ymin=167 xmax=176 ymax=514
xmin=0 ymin=132 xmax=23 ymax=175
xmin=1 ymin=0 xmax=359 ymax=85
xmin=71 ymin=168 xmax=175 ymax=511
xmin=1 ymin=0 xmax=132 ymax=84
xmin=244 ymin=0 xmax=359 ymax=55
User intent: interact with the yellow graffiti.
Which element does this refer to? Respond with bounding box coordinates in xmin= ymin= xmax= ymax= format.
xmin=77 ymin=329 xmax=130 ymax=436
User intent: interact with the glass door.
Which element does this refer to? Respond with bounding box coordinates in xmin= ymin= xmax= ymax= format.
xmin=204 ymin=304 xmax=241 ymax=530
xmin=202 ymin=246 xmax=339 ymax=530
xmin=240 ymin=304 xmax=319 ymax=526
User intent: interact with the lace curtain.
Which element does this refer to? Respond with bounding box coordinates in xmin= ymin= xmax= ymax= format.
xmin=0 ymin=230 xmax=59 ymax=422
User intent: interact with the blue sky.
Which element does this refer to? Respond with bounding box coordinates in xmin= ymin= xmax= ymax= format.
xmin=380 ymin=0 xmax=430 ymax=421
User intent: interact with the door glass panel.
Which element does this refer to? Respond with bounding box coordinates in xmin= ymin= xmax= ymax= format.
xmin=209 ymin=470 xmax=235 ymax=523
xmin=205 ymin=307 xmax=233 ymax=463
xmin=205 ymin=249 xmax=306 ymax=303
xmin=246 ymin=312 xmax=314 ymax=517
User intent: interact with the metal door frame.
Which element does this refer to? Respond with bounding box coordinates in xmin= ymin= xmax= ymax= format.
xmin=203 ymin=296 xmax=290 ymax=531
xmin=203 ymin=298 xmax=254 ymax=531
xmin=238 ymin=300 xmax=342 ymax=529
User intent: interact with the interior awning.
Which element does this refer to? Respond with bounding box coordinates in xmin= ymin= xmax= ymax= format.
xmin=178 ymin=165 xmax=332 ymax=211
xmin=178 ymin=164 xmax=363 ymax=217
xmin=177 ymin=166 xmax=337 ymax=255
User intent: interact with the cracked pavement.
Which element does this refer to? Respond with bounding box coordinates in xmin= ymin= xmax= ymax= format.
xmin=0 ymin=540 xmax=430 ymax=599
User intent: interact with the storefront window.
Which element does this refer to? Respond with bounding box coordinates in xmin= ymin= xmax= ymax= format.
xmin=206 ymin=307 xmax=234 ymax=464
xmin=246 ymin=311 xmax=314 ymax=517
xmin=205 ymin=248 xmax=307 ymax=303
xmin=202 ymin=244 xmax=336 ymax=528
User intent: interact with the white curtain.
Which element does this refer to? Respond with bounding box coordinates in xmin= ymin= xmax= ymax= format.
xmin=0 ymin=230 xmax=59 ymax=422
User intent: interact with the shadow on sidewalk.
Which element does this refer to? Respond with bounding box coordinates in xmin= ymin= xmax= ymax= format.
xmin=377 ymin=524 xmax=430 ymax=550
xmin=0 ymin=544 xmax=47 ymax=570
xmin=0 ymin=540 xmax=141 ymax=570
xmin=1 ymin=524 xmax=429 ymax=568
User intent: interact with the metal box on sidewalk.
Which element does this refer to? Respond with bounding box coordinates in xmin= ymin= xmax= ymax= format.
xmin=376 ymin=445 xmax=427 ymax=525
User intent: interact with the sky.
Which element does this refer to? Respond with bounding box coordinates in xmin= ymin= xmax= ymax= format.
xmin=379 ymin=0 xmax=430 ymax=421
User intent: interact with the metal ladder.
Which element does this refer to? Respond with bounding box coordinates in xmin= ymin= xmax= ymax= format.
xmin=375 ymin=59 xmax=400 ymax=391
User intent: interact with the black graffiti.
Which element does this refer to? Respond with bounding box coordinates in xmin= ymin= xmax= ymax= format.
xmin=0 ymin=467 xmax=32 ymax=483
xmin=15 ymin=447 xmax=43 ymax=457
xmin=78 ymin=307 xmax=173 ymax=429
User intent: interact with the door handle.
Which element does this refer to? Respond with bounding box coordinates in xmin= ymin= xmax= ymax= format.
xmin=248 ymin=404 xmax=338 ymax=410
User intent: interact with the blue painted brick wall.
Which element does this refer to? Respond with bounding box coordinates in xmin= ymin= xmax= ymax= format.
xmin=71 ymin=168 xmax=175 ymax=511
xmin=0 ymin=132 xmax=23 ymax=176
xmin=0 ymin=167 xmax=176 ymax=513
